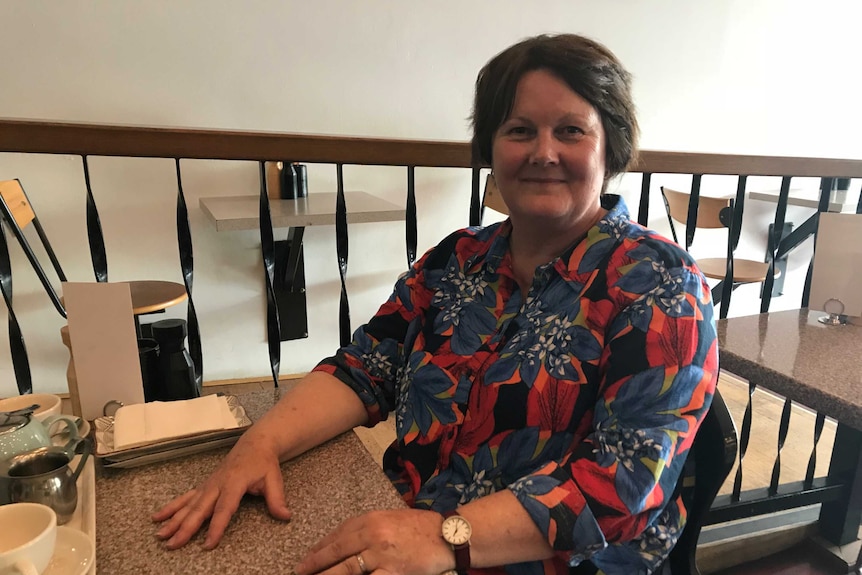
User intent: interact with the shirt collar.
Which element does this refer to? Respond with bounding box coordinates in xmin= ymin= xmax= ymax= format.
xmin=479 ymin=194 xmax=632 ymax=287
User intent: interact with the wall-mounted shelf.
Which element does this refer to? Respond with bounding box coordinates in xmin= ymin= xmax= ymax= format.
xmin=198 ymin=190 xmax=406 ymax=343
xmin=199 ymin=191 xmax=405 ymax=231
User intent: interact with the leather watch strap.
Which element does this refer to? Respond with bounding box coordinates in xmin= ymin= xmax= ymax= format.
xmin=442 ymin=510 xmax=471 ymax=575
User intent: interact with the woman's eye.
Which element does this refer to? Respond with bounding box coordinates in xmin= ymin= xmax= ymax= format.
xmin=508 ymin=126 xmax=530 ymax=136
xmin=561 ymin=126 xmax=583 ymax=136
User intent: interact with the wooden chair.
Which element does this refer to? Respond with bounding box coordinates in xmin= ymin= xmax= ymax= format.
xmin=663 ymin=387 xmax=738 ymax=575
xmin=660 ymin=186 xmax=772 ymax=296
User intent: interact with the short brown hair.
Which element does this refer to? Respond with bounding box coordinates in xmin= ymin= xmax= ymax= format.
xmin=471 ymin=34 xmax=639 ymax=182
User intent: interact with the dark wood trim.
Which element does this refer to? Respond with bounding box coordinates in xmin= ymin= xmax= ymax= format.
xmin=3 ymin=118 xmax=862 ymax=177
xmin=0 ymin=118 xmax=473 ymax=167
xmin=634 ymin=150 xmax=862 ymax=178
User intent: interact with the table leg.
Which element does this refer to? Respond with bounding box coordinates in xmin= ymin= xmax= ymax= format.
xmin=820 ymin=423 xmax=862 ymax=545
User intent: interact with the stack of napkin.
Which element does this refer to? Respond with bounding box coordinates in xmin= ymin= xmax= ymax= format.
xmin=112 ymin=395 xmax=239 ymax=450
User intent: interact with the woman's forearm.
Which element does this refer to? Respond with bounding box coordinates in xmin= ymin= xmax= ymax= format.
xmin=244 ymin=371 xmax=369 ymax=462
xmin=455 ymin=490 xmax=555 ymax=569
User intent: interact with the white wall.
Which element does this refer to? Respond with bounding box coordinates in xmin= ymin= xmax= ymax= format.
xmin=1 ymin=0 xmax=860 ymax=397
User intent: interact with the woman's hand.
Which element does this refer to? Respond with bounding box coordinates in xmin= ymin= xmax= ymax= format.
xmin=295 ymin=509 xmax=452 ymax=575
xmin=151 ymin=433 xmax=292 ymax=550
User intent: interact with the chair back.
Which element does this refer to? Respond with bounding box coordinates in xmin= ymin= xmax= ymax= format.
xmin=661 ymin=187 xmax=731 ymax=229
xmin=665 ymin=387 xmax=738 ymax=575
xmin=482 ymin=174 xmax=509 ymax=216
xmin=0 ymin=179 xmax=68 ymax=317
xmin=0 ymin=180 xmax=37 ymax=229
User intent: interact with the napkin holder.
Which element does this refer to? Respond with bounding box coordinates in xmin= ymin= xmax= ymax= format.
xmin=93 ymin=395 xmax=252 ymax=469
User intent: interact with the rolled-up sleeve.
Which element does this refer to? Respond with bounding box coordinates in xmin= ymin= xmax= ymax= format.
xmin=312 ymin=250 xmax=436 ymax=426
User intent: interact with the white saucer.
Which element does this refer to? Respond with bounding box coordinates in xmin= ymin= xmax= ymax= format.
xmin=44 ymin=526 xmax=94 ymax=575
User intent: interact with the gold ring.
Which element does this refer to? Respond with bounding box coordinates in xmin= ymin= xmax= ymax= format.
xmin=356 ymin=554 xmax=368 ymax=574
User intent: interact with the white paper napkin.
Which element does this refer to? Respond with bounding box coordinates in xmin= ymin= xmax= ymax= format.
xmin=112 ymin=395 xmax=239 ymax=450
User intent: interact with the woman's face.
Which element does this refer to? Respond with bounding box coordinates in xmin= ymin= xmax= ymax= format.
xmin=491 ymin=69 xmax=606 ymax=230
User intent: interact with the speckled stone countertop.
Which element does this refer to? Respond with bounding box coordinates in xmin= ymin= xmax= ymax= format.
xmin=95 ymin=387 xmax=405 ymax=574
xmin=717 ymin=308 xmax=862 ymax=430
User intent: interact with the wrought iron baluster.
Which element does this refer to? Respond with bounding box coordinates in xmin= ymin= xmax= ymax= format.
xmin=732 ymin=378 xmax=757 ymax=502
xmin=719 ymin=175 xmax=748 ymax=319
xmin=761 ymin=176 xmax=791 ymax=312
xmin=174 ymin=159 xmax=202 ymax=390
xmin=805 ymin=412 xmax=827 ymax=489
xmin=335 ymin=163 xmax=351 ymax=347
xmin=258 ymin=161 xmax=280 ymax=388
xmin=405 ymin=165 xmax=417 ymax=268
xmin=637 ymin=172 xmax=651 ymax=226
xmin=685 ymin=174 xmax=703 ymax=250
xmin=469 ymin=167 xmax=481 ymax=227
xmin=801 ymin=177 xmax=834 ymax=308
xmin=0 ymin=223 xmax=31 ymax=394
xmin=769 ymin=397 xmax=793 ymax=496
xmin=81 ymin=156 xmax=108 ymax=283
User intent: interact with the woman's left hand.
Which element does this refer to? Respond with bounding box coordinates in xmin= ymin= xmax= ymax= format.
xmin=294 ymin=509 xmax=453 ymax=575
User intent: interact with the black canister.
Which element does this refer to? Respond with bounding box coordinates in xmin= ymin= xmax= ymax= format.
xmin=150 ymin=319 xmax=199 ymax=401
xmin=280 ymin=162 xmax=298 ymax=199
xmin=279 ymin=162 xmax=308 ymax=200
xmin=294 ymin=163 xmax=308 ymax=198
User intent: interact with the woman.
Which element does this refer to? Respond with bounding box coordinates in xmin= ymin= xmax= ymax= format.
xmin=154 ymin=34 xmax=718 ymax=575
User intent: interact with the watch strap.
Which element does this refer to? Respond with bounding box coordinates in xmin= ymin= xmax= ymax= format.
xmin=442 ymin=511 xmax=471 ymax=575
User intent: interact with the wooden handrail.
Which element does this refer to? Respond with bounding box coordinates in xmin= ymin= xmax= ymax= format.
xmin=2 ymin=118 xmax=862 ymax=178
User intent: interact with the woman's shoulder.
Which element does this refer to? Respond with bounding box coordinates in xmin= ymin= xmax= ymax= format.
xmin=599 ymin=195 xmax=699 ymax=272
xmin=421 ymin=222 xmax=506 ymax=266
xmin=620 ymin=220 xmax=698 ymax=269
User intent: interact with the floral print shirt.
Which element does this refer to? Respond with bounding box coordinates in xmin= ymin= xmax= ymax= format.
xmin=313 ymin=195 xmax=718 ymax=575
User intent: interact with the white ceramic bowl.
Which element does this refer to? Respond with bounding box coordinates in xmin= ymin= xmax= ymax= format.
xmin=0 ymin=503 xmax=58 ymax=575
xmin=0 ymin=393 xmax=63 ymax=422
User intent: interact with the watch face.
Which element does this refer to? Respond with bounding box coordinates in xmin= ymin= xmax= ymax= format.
xmin=442 ymin=516 xmax=472 ymax=546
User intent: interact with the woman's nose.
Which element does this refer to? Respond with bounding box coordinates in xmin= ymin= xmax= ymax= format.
xmin=529 ymin=131 xmax=559 ymax=166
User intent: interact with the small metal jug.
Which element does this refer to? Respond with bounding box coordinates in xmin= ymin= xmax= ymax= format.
xmin=0 ymin=438 xmax=91 ymax=525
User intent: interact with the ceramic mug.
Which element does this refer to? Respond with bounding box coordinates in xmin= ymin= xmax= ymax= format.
xmin=0 ymin=502 xmax=57 ymax=575
xmin=0 ymin=414 xmax=80 ymax=462
xmin=0 ymin=395 xmax=62 ymax=423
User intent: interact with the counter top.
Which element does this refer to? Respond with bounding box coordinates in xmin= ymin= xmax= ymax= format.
xmin=95 ymin=388 xmax=405 ymax=574
xmin=717 ymin=309 xmax=862 ymax=430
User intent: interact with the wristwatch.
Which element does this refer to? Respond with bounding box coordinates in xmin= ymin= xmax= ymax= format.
xmin=441 ymin=511 xmax=472 ymax=575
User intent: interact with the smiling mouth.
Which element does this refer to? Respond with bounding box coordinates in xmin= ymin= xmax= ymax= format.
xmin=520 ymin=178 xmax=567 ymax=184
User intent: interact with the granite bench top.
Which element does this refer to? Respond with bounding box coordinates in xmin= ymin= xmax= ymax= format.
xmin=95 ymin=387 xmax=405 ymax=574
xmin=717 ymin=308 xmax=862 ymax=430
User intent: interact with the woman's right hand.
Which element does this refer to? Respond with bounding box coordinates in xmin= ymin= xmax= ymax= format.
xmin=151 ymin=433 xmax=292 ymax=550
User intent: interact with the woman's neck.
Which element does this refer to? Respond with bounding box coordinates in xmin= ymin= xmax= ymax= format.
xmin=508 ymin=206 xmax=606 ymax=293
